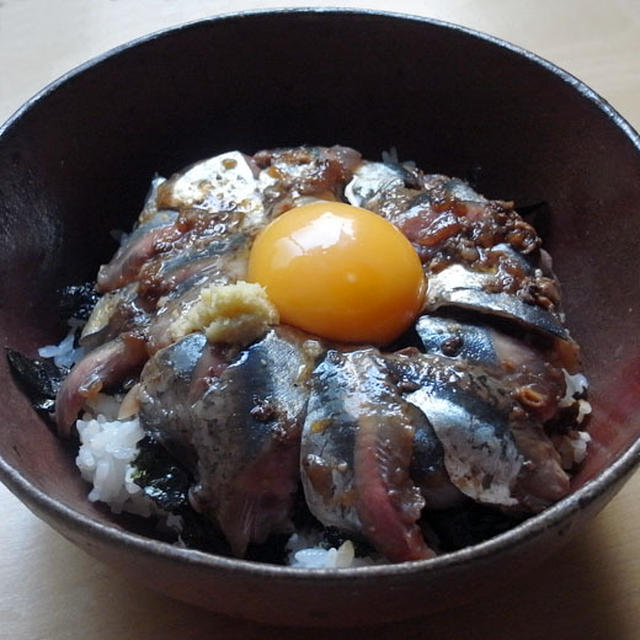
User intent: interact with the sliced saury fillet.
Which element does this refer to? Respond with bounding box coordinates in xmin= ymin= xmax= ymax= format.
xmin=301 ymin=349 xmax=435 ymax=562
xmin=189 ymin=328 xmax=313 ymax=556
xmin=140 ymin=330 xmax=311 ymax=554
xmin=136 ymin=230 xmax=251 ymax=306
xmin=389 ymin=352 xmax=570 ymax=511
xmin=425 ymin=263 xmax=569 ymax=340
xmin=345 ymin=161 xmax=488 ymax=246
xmin=97 ymin=210 xmax=179 ymax=293
xmin=143 ymin=233 xmax=249 ymax=288
xmin=138 ymin=332 xmax=211 ymax=469
xmin=141 ymin=327 xmax=314 ymax=557
xmin=344 ymin=160 xmax=409 ymax=208
xmin=98 ymin=151 xmax=266 ymax=296
xmin=346 ymin=160 xmax=567 ymax=339
xmin=79 ymin=283 xmax=146 ymax=350
xmin=407 ymin=401 xmax=465 ymax=510
xmin=415 ymin=314 xmax=567 ymax=422
xmin=55 ymin=333 xmax=148 ymax=437
xmin=96 ymin=176 xmax=174 ymax=293
xmin=253 ymin=145 xmax=362 ymax=215
xmin=391 ymin=353 xmax=523 ymax=507
xmin=156 ymin=151 xmax=267 ymax=231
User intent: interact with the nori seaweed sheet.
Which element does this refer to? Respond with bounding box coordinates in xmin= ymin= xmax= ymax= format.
xmin=132 ymin=436 xmax=191 ymax=512
xmin=6 ymin=280 xmax=98 ymax=413
xmin=131 ymin=436 xmax=231 ymax=556
xmin=6 ymin=349 xmax=67 ymax=413
xmin=57 ymin=282 xmax=100 ymax=322
xmin=427 ymin=502 xmax=526 ymax=552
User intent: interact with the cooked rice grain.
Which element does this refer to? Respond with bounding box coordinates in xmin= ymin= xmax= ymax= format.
xmin=75 ymin=414 xmax=153 ymax=516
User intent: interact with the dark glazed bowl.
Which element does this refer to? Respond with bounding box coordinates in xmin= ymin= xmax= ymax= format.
xmin=1 ymin=9 xmax=639 ymax=627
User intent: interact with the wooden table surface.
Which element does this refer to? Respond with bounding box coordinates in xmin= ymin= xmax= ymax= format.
xmin=1 ymin=1 xmax=639 ymax=638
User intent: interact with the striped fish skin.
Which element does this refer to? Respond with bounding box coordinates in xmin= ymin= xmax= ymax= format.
xmin=301 ymin=349 xmax=435 ymax=562
xmin=188 ymin=328 xmax=313 ymax=557
xmin=388 ymin=351 xmax=570 ymax=513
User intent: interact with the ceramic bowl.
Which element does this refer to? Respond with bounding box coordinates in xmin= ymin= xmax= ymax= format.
xmin=1 ymin=9 xmax=639 ymax=627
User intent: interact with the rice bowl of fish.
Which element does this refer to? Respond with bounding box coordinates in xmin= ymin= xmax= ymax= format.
xmin=1 ymin=9 xmax=639 ymax=627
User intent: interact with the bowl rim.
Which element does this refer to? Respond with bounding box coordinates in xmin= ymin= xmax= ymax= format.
xmin=1 ymin=6 xmax=639 ymax=579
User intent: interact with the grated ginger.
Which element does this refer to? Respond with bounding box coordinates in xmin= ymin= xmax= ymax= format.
xmin=169 ymin=281 xmax=279 ymax=346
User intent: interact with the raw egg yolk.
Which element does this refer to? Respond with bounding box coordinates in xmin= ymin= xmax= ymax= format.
xmin=247 ymin=201 xmax=426 ymax=344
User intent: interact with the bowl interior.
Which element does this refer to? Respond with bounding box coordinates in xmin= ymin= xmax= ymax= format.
xmin=1 ymin=6 xmax=639 ymax=590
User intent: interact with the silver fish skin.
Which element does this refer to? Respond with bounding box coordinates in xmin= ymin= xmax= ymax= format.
xmin=389 ymin=352 xmax=570 ymax=512
xmin=345 ymin=160 xmax=486 ymax=218
xmin=407 ymin=401 xmax=466 ymax=510
xmin=344 ymin=160 xmax=409 ymax=208
xmin=431 ymin=176 xmax=487 ymax=203
xmin=415 ymin=314 xmax=567 ymax=422
xmin=138 ymin=332 xmax=210 ymax=470
xmin=300 ymin=351 xmax=362 ymax=533
xmin=188 ymin=328 xmax=312 ymax=557
xmin=415 ymin=314 xmax=501 ymax=366
xmin=425 ymin=263 xmax=569 ymax=340
xmin=156 ymin=151 xmax=266 ymax=231
xmin=79 ymin=283 xmax=146 ymax=350
xmin=392 ymin=353 xmax=524 ymax=508
xmin=301 ymin=349 xmax=435 ymax=562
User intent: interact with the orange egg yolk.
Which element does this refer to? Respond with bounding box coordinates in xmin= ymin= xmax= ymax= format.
xmin=247 ymin=201 xmax=426 ymax=345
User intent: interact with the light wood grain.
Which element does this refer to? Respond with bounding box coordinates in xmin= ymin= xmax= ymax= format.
xmin=1 ymin=1 xmax=639 ymax=638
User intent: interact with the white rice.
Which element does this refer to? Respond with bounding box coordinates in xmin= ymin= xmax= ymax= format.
xmin=286 ymin=530 xmax=383 ymax=568
xmin=552 ymin=430 xmax=592 ymax=470
xmin=75 ymin=413 xmax=154 ymax=517
xmin=38 ymin=325 xmax=86 ymax=368
xmin=559 ymin=370 xmax=589 ymax=406
xmin=559 ymin=369 xmax=592 ymax=425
